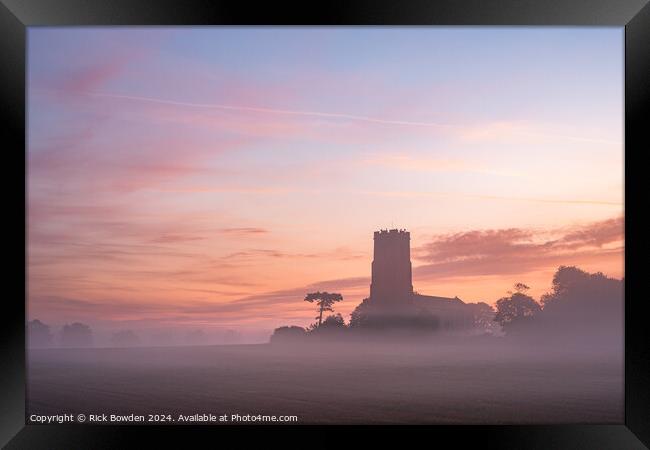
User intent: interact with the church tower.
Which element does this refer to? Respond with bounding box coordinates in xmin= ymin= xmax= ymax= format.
xmin=369 ymin=229 xmax=413 ymax=304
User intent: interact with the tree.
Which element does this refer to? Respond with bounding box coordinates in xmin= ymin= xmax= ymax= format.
xmin=538 ymin=266 xmax=623 ymax=343
xmin=510 ymin=283 xmax=530 ymax=295
xmin=270 ymin=326 xmax=306 ymax=343
xmin=61 ymin=322 xmax=93 ymax=347
xmin=468 ymin=302 xmax=498 ymax=335
xmin=541 ymin=265 xmax=591 ymax=307
xmin=349 ymin=298 xmax=371 ymax=328
xmin=27 ymin=319 xmax=53 ymax=348
xmin=308 ymin=314 xmax=347 ymax=339
xmin=304 ymin=291 xmax=343 ymax=327
xmin=493 ymin=284 xmax=541 ymax=334
xmin=320 ymin=313 xmax=346 ymax=329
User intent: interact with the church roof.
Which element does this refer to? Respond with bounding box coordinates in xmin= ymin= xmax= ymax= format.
xmin=412 ymin=294 xmax=474 ymax=318
xmin=413 ymin=294 xmax=465 ymax=305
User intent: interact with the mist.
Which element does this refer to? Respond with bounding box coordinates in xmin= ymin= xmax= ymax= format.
xmin=27 ymin=322 xmax=271 ymax=348
xmin=27 ymin=263 xmax=624 ymax=424
xmin=27 ymin=334 xmax=622 ymax=424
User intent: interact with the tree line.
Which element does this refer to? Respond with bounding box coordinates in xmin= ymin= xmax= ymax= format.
xmin=28 ymin=321 xmax=94 ymax=348
xmin=27 ymin=322 xmax=243 ymax=348
xmin=270 ymin=266 xmax=623 ymax=343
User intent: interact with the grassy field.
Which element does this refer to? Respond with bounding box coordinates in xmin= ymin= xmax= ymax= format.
xmin=27 ymin=341 xmax=623 ymax=425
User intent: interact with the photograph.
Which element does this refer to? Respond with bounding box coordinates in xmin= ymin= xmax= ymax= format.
xmin=26 ymin=26 xmax=624 ymax=425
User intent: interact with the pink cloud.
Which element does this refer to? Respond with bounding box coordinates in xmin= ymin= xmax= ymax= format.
xmin=218 ymin=227 xmax=269 ymax=235
xmin=29 ymin=130 xmax=245 ymax=197
xmin=222 ymin=247 xmax=366 ymax=262
xmin=412 ymin=217 xmax=624 ymax=280
xmin=557 ymin=217 xmax=624 ymax=248
xmin=61 ymin=56 xmax=131 ymax=94
xmin=28 ymin=216 xmax=624 ymax=330
xmin=149 ymin=235 xmax=207 ymax=244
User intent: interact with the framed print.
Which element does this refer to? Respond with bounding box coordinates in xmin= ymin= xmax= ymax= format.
xmin=1 ymin=0 xmax=649 ymax=448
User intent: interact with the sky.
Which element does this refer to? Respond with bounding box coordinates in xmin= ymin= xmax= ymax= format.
xmin=27 ymin=27 xmax=624 ymax=340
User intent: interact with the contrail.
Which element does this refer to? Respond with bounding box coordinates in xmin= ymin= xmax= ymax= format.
xmin=84 ymin=91 xmax=457 ymax=128
xmin=40 ymin=88 xmax=620 ymax=145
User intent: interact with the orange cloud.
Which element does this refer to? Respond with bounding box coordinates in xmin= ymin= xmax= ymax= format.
xmin=218 ymin=228 xmax=269 ymax=235
xmin=412 ymin=217 xmax=624 ymax=280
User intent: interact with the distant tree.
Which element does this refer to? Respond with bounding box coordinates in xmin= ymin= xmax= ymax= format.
xmin=308 ymin=314 xmax=348 ymax=339
xmin=270 ymin=326 xmax=306 ymax=343
xmin=349 ymin=298 xmax=372 ymax=329
xmin=538 ymin=266 xmax=623 ymax=342
xmin=61 ymin=322 xmax=93 ymax=347
xmin=304 ymin=291 xmax=343 ymax=327
xmin=541 ymin=266 xmax=592 ymax=307
xmin=493 ymin=284 xmax=541 ymax=334
xmin=469 ymin=302 xmax=498 ymax=335
xmin=306 ymin=322 xmax=320 ymax=333
xmin=27 ymin=319 xmax=53 ymax=348
xmin=320 ymin=313 xmax=346 ymax=329
xmin=110 ymin=330 xmax=141 ymax=347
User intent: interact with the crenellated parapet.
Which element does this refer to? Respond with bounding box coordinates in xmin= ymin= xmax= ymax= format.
xmin=374 ymin=229 xmax=410 ymax=239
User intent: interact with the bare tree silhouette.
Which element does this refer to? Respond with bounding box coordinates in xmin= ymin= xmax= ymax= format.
xmin=304 ymin=291 xmax=343 ymax=327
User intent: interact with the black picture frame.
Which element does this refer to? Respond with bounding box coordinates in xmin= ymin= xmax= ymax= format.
xmin=1 ymin=0 xmax=648 ymax=448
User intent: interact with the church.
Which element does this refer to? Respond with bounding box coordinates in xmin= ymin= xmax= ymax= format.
xmin=361 ymin=228 xmax=480 ymax=331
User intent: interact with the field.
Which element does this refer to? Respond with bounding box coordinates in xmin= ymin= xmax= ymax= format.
xmin=27 ymin=341 xmax=623 ymax=425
